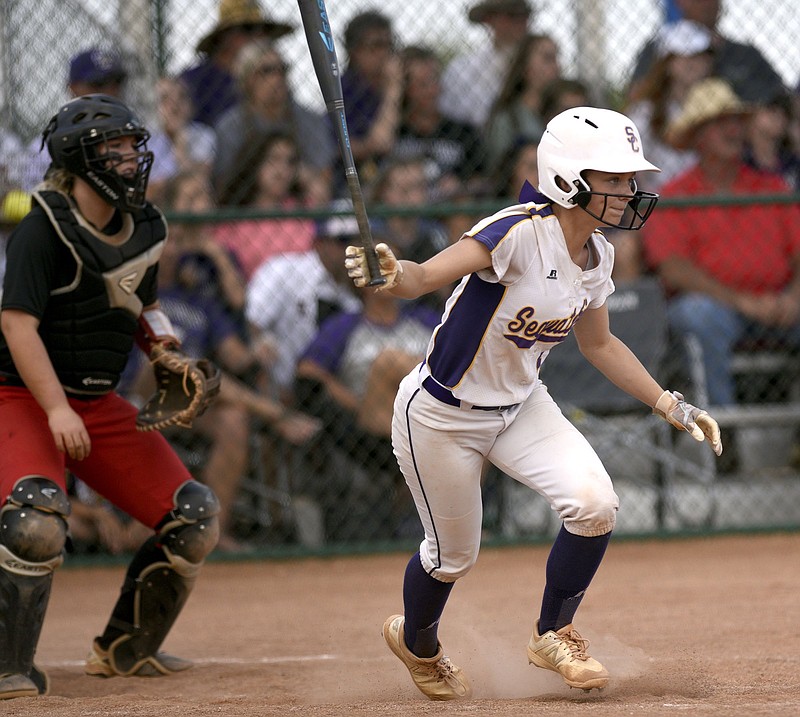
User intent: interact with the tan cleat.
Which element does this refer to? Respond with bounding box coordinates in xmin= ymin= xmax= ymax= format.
xmin=85 ymin=639 xmax=194 ymax=678
xmin=527 ymin=621 xmax=609 ymax=691
xmin=382 ymin=614 xmax=472 ymax=701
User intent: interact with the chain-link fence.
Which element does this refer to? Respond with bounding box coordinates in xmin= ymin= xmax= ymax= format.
xmin=2 ymin=0 xmax=800 ymax=554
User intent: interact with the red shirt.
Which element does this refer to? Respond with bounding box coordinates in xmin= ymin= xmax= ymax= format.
xmin=213 ymin=199 xmax=315 ymax=281
xmin=643 ymin=164 xmax=800 ymax=294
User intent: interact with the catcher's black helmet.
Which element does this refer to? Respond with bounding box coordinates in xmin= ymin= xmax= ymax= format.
xmin=42 ymin=94 xmax=153 ymax=210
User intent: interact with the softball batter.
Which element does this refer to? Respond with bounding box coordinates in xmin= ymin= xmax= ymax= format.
xmin=345 ymin=107 xmax=722 ymax=700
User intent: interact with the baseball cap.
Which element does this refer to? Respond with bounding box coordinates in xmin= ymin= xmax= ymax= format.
xmin=315 ymin=213 xmax=361 ymax=242
xmin=69 ymin=48 xmax=127 ymax=86
xmin=315 ymin=199 xmax=363 ymax=241
xmin=655 ymin=20 xmax=713 ymax=58
xmin=468 ymin=0 xmax=532 ymax=24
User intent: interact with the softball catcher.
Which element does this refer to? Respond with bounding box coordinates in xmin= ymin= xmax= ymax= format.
xmin=346 ymin=107 xmax=721 ymax=699
xmin=0 ymin=94 xmax=220 ymax=699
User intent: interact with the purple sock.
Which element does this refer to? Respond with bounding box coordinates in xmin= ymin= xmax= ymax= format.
xmin=402 ymin=552 xmax=454 ymax=658
xmin=538 ymin=525 xmax=611 ymax=633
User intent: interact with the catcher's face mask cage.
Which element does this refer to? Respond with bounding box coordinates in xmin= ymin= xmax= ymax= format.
xmin=43 ymin=93 xmax=154 ymax=211
xmin=537 ymin=106 xmax=661 ymax=231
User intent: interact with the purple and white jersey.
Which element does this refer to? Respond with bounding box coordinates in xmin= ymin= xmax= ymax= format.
xmin=419 ymin=196 xmax=615 ymax=407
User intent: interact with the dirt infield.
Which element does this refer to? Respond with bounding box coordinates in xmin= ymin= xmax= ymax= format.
xmin=6 ymin=532 xmax=799 ymax=717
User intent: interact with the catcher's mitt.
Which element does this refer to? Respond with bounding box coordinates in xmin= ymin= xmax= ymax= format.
xmin=136 ymin=344 xmax=221 ymax=432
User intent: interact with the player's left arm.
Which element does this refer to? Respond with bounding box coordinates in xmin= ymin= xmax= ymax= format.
xmin=572 ymin=303 xmax=663 ymax=407
xmin=573 ymin=304 xmax=722 ymax=455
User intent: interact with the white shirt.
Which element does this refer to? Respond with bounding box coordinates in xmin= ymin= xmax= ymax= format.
xmin=439 ymin=44 xmax=513 ymax=129
xmin=246 ymin=249 xmax=362 ymax=390
xmin=420 ymin=198 xmax=615 ymax=407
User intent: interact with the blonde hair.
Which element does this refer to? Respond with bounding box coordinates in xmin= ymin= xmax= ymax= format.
xmin=37 ymin=167 xmax=75 ymax=194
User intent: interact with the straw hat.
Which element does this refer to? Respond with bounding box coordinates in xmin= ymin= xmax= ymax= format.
xmin=468 ymin=0 xmax=532 ymax=24
xmin=196 ymin=0 xmax=293 ymax=55
xmin=665 ymin=78 xmax=751 ymax=149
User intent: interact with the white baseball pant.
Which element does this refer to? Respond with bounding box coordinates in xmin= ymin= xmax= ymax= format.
xmin=391 ymin=370 xmax=619 ymax=582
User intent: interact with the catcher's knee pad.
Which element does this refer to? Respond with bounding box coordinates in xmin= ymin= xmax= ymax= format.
xmin=0 ymin=477 xmax=68 ymax=687
xmin=158 ymin=480 xmax=220 ymax=564
xmin=1 ymin=476 xmax=69 ymax=566
xmin=102 ymin=482 xmax=219 ymax=677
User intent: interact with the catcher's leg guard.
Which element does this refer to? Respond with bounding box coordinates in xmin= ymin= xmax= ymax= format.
xmin=91 ymin=481 xmax=219 ymax=677
xmin=0 ymin=477 xmax=69 ymax=699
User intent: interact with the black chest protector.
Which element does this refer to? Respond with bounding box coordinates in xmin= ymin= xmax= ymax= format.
xmin=33 ymin=190 xmax=166 ymax=395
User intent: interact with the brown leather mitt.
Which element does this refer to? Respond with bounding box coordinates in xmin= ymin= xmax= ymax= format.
xmin=135 ymin=344 xmax=221 ymax=432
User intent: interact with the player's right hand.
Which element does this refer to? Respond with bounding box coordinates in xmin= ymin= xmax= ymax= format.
xmin=653 ymin=390 xmax=722 ymax=456
xmin=344 ymin=243 xmax=403 ymax=290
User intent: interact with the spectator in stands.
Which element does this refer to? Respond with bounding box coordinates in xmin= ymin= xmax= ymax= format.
xmin=160 ymin=169 xmax=248 ymax=335
xmin=625 ymin=19 xmax=715 ymax=193
xmin=295 ymin=270 xmax=439 ymax=541
xmin=440 ymin=0 xmax=532 ymax=130
xmin=340 ymin=10 xmax=403 ymax=186
xmin=394 ymin=45 xmax=486 ymax=199
xmin=0 ymin=128 xmax=25 ymax=199
xmin=22 ymin=47 xmax=129 ymax=191
xmin=297 ymin=281 xmax=438 ymax=439
xmin=67 ymin=46 xmax=127 ymax=99
xmin=215 ymin=129 xmax=317 ymax=280
xmin=642 ymin=78 xmax=800 ymax=409
xmin=490 ymin=138 xmax=539 ymax=201
xmin=791 ymin=80 xmax=800 ymax=158
xmin=67 ymin=475 xmax=151 ymax=555
xmin=744 ymin=89 xmax=800 ymax=192
xmin=212 ymin=38 xmax=335 ymax=203
xmin=128 ymin=178 xmax=320 ymax=552
xmin=147 ymin=76 xmax=217 ymax=203
xmin=627 ymin=0 xmax=784 ymax=104
xmin=180 ymin=0 xmax=294 ymax=127
xmin=246 ymin=202 xmax=363 ymax=402
xmin=539 ymin=77 xmax=591 ymax=125
xmin=368 ymin=155 xmax=451 ymax=311
xmin=484 ymin=33 xmax=560 ymax=175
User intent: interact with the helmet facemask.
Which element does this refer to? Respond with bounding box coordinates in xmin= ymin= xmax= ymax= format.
xmin=571 ymin=175 xmax=659 ymax=231
xmin=42 ymin=94 xmax=154 ymax=211
xmin=80 ymin=128 xmax=154 ymax=210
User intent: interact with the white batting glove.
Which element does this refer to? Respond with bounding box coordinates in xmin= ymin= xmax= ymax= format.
xmin=653 ymin=390 xmax=723 ymax=456
xmin=344 ymin=243 xmax=404 ymax=290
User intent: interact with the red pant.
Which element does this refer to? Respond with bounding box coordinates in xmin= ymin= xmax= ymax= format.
xmin=0 ymin=387 xmax=193 ymax=528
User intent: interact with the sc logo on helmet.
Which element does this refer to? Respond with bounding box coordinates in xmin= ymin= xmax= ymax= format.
xmin=625 ymin=126 xmax=640 ymax=153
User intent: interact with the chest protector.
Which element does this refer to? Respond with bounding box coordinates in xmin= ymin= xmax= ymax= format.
xmin=33 ymin=190 xmax=166 ymax=395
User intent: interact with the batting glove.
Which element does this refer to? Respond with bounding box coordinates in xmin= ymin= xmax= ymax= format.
xmin=344 ymin=243 xmax=403 ymax=290
xmin=653 ymin=390 xmax=723 ymax=456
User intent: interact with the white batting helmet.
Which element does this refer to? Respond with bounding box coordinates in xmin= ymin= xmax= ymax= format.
xmin=537 ymin=107 xmax=660 ymax=229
